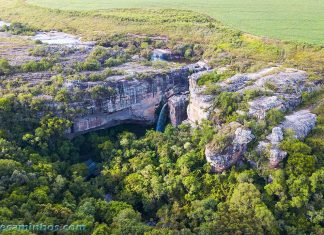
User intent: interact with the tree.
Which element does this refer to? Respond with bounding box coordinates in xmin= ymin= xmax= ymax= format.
xmin=205 ymin=183 xmax=279 ymax=235
xmin=110 ymin=208 xmax=151 ymax=235
xmin=92 ymin=223 xmax=110 ymax=235
xmin=98 ymin=140 xmax=114 ymax=161
xmin=0 ymin=159 xmax=22 ymax=178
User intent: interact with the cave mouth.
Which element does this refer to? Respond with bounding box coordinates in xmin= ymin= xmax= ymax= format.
xmin=73 ymin=123 xmax=154 ymax=162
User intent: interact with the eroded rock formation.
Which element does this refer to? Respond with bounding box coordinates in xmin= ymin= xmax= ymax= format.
xmin=193 ymin=67 xmax=319 ymax=172
xmin=262 ymin=109 xmax=317 ymax=168
xmin=205 ymin=122 xmax=255 ymax=173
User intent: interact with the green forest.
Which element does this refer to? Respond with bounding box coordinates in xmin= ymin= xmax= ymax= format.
xmin=0 ymin=1 xmax=323 ymax=235
xmin=0 ymin=77 xmax=323 ymax=234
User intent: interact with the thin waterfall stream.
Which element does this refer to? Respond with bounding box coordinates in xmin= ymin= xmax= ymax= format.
xmin=156 ymin=103 xmax=168 ymax=132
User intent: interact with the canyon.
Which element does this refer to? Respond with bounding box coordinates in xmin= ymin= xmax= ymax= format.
xmin=0 ymin=23 xmax=320 ymax=173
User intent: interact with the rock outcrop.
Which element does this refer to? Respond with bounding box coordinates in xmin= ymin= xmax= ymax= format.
xmin=168 ymin=94 xmax=189 ymax=126
xmin=280 ymin=110 xmax=317 ymax=139
xmin=187 ymin=71 xmax=214 ymax=124
xmin=258 ymin=109 xmax=317 ymax=168
xmin=205 ymin=122 xmax=254 ymax=173
xmin=248 ymin=96 xmax=284 ymax=119
xmin=198 ymin=67 xmax=319 ymax=172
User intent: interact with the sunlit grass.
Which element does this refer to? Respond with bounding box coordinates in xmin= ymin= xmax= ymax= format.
xmin=26 ymin=0 xmax=324 ymax=45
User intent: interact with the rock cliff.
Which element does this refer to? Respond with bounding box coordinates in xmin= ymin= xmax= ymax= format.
xmin=168 ymin=94 xmax=189 ymax=126
xmin=68 ymin=62 xmax=208 ymax=135
xmin=187 ymin=70 xmax=214 ymax=124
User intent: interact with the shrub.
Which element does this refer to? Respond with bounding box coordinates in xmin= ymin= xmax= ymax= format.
xmin=21 ymin=59 xmax=53 ymax=72
xmin=197 ymin=70 xmax=235 ymax=86
xmin=88 ymin=69 xmax=123 ymax=81
xmin=0 ymin=58 xmax=11 ymax=75
xmin=265 ymin=109 xmax=285 ymax=127
xmin=76 ymin=59 xmax=101 ymax=71
xmin=4 ymin=22 xmax=35 ymax=35
xmin=88 ymin=85 xmax=116 ymax=100
xmin=184 ymin=48 xmax=193 ymax=59
xmin=89 ymin=46 xmax=110 ymax=62
xmin=29 ymin=46 xmax=48 ymax=56
xmin=214 ymin=92 xmax=242 ymax=117
xmin=104 ymin=56 xmax=126 ymax=67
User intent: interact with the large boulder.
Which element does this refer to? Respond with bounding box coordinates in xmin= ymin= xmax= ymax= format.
xmin=269 ymin=148 xmax=288 ymax=168
xmin=267 ymin=127 xmax=284 ymax=143
xmin=280 ymin=109 xmax=317 ymax=139
xmin=205 ymin=122 xmax=254 ymax=173
xmin=258 ymin=109 xmax=317 ymax=168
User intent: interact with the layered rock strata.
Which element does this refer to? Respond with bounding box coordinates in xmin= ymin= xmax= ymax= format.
xmin=69 ymin=62 xmax=208 ymax=135
xmin=187 ymin=70 xmax=214 ymax=124
xmin=168 ymin=94 xmax=189 ymax=126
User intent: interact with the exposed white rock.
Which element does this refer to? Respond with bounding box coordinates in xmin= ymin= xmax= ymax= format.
xmin=219 ymin=67 xmax=278 ymax=92
xmin=248 ymin=96 xmax=284 ymax=119
xmin=253 ymin=69 xmax=308 ymax=94
xmin=269 ymin=148 xmax=287 ymax=168
xmin=267 ymin=127 xmax=284 ymax=144
xmin=257 ymin=141 xmax=271 ymax=153
xmin=259 ymin=109 xmax=317 ymax=168
xmin=187 ymin=70 xmax=214 ymax=124
xmin=195 ymin=66 xmax=318 ymax=171
xmin=280 ymin=109 xmax=317 ymax=139
xmin=205 ymin=123 xmax=255 ymax=173
xmin=32 ymin=31 xmax=95 ymax=48
xmin=234 ymin=128 xmax=255 ymax=145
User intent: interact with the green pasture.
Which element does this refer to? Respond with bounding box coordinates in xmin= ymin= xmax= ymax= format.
xmin=26 ymin=0 xmax=324 ymax=44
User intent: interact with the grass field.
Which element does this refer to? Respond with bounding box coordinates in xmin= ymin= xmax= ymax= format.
xmin=26 ymin=0 xmax=324 ymax=45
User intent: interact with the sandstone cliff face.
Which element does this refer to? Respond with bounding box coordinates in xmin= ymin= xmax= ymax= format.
xmin=187 ymin=71 xmax=214 ymax=124
xmin=69 ymin=62 xmax=208 ymax=135
xmin=168 ymin=94 xmax=189 ymax=126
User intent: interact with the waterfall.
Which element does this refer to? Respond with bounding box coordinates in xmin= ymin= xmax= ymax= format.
xmin=156 ymin=103 xmax=168 ymax=132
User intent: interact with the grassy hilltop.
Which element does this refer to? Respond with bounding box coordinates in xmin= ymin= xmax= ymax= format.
xmin=26 ymin=0 xmax=324 ymax=44
xmin=0 ymin=0 xmax=323 ymax=76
